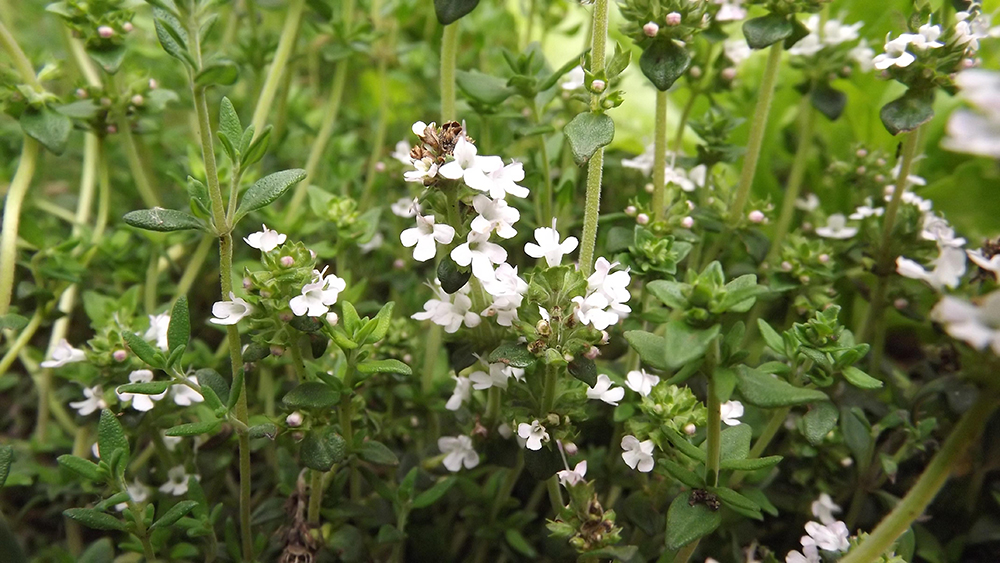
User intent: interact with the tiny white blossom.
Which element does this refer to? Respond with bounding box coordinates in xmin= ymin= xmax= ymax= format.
xmin=117 ymin=370 xmax=167 ymax=412
xmin=621 ymin=144 xmax=657 ymax=176
xmin=625 ymin=369 xmax=660 ymax=397
xmin=586 ymin=374 xmax=625 ymax=406
xmin=621 ymin=435 xmax=655 ymax=472
xmin=289 ymin=268 xmax=346 ymax=317
xmin=210 ymin=292 xmax=253 ymax=325
xmin=438 ymin=435 xmax=480 ymax=471
xmin=70 ymin=386 xmax=107 ymax=416
xmin=810 ymin=493 xmax=842 ymax=525
xmin=391 ymin=197 xmax=421 ymax=218
xmin=244 ymin=224 xmax=287 ymax=252
xmin=525 ymin=219 xmax=578 ymax=267
xmin=412 ymin=282 xmax=481 ymax=333
xmin=438 ymin=137 xmax=503 ymax=186
xmin=115 ymin=479 xmax=150 ymax=512
xmin=451 ymin=231 xmax=508 ymax=283
xmin=469 ymin=363 xmax=512 ymax=390
xmin=588 ymin=257 xmax=631 ymax=304
xmin=358 ymin=232 xmax=384 ymax=254
xmin=912 ymin=22 xmax=944 ymax=50
xmin=466 ymin=161 xmax=529 ymax=199
xmin=41 ymin=339 xmax=87 ymax=368
xmin=144 ymin=313 xmax=171 ymax=351
xmin=849 ymin=39 xmax=876 ymax=71
xmin=795 ymin=194 xmax=820 ymax=212
xmin=873 ymin=34 xmax=916 ymax=70
xmin=404 ymin=157 xmax=439 ymax=183
xmin=801 ymin=521 xmax=850 ymax=553
xmin=411 ymin=120 xmax=431 ymax=136
xmin=930 ymin=292 xmax=1000 ymax=354
xmin=172 ymin=376 xmax=204 ymax=407
xmin=785 ymin=546 xmax=820 ymax=563
xmin=968 ymin=249 xmax=1000 ymax=280
xmin=896 ymin=247 xmax=966 ymax=290
xmin=557 ymin=460 xmax=587 ymax=487
xmin=849 ymin=201 xmax=884 ymax=220
xmin=921 ymin=216 xmax=965 ymax=248
xmin=445 ymin=376 xmax=472 ymax=411
xmin=401 ymin=214 xmax=456 ymax=262
xmin=159 ymin=465 xmax=194 ymax=496
xmin=724 ymin=39 xmax=752 ymax=65
xmin=470 ymin=195 xmax=520 ymax=239
xmin=518 ymin=420 xmax=549 ymax=451
xmin=572 ymin=292 xmax=620 ymax=331
xmin=561 ymin=66 xmax=586 ymax=90
xmin=391 ymin=140 xmax=412 ymax=164
xmin=815 ymin=214 xmax=858 ymax=239
xmin=720 ymin=400 xmax=744 ymax=426
xmin=714 ymin=0 xmax=746 ymax=22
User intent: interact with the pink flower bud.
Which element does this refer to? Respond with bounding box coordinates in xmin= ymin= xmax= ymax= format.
xmin=563 ymin=441 xmax=579 ymax=455
xmin=123 ymin=22 xmax=134 ymax=33
xmin=270 ymin=346 xmax=284 ymax=357
xmin=643 ymin=22 xmax=659 ymax=37
xmin=748 ymin=210 xmax=765 ymax=223
xmin=149 ymin=79 xmax=159 ymax=89
xmin=856 ymin=166 xmax=866 ymax=174
xmin=243 ymin=277 xmax=252 ymax=289
xmin=689 ymin=65 xmax=702 ymax=78
xmin=375 ymin=161 xmax=386 ymax=172
xmin=76 ymin=88 xmax=88 ymax=98
xmin=781 ymin=261 xmax=793 ymax=272
xmin=875 ymin=158 xmax=886 ymax=166
xmin=644 ymin=183 xmax=654 ymax=193
xmin=841 ymin=457 xmax=854 ymax=467
xmin=636 ymin=213 xmax=649 ymax=225
xmin=722 ymin=68 xmax=738 ymax=82
xmin=280 ymin=256 xmax=294 ymax=267
xmin=131 ymin=94 xmax=144 ymax=106
xmin=590 ymin=79 xmax=606 ymax=92
xmin=393 ymin=258 xmax=406 ymax=269
xmin=894 ymin=298 xmax=908 ymax=310
xmin=584 ymin=346 xmax=600 ymax=360
xmin=856 ymin=149 xmax=868 ymax=158
xmin=681 ymin=216 xmax=694 ymax=229
xmin=874 ymin=174 xmax=885 ymax=183
xmin=600 ymin=331 xmax=610 ymax=345
xmin=98 ymin=26 xmax=114 ymax=38
xmin=666 ymin=12 xmax=681 ymax=26
xmin=106 ymin=124 xmax=117 ymax=134
xmin=684 ymin=423 xmax=697 ymax=436
xmin=286 ymin=412 xmax=303 ymax=427
xmin=819 ymin=254 xmax=830 ymax=264
xmin=113 ymin=350 xmax=128 ymax=362
xmin=624 ymin=205 xmax=637 ymax=216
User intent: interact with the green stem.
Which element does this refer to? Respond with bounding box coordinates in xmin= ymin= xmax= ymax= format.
xmin=651 ymin=89 xmax=668 ymax=220
xmin=705 ymin=376 xmax=721 ymax=487
xmin=0 ymin=136 xmax=39 ymax=317
xmin=118 ymin=117 xmax=161 ymax=208
xmin=673 ymin=540 xmax=699 ymax=563
xmin=485 ymin=386 xmax=501 ymax=424
xmin=766 ymin=96 xmax=815 ymax=263
xmin=440 ymin=23 xmax=459 ymax=122
xmin=578 ymin=0 xmax=608 ymax=276
xmin=308 ymin=469 xmax=324 ymax=524
xmin=728 ymin=406 xmax=789 ymax=488
xmin=128 ymin=501 xmax=157 ymax=562
xmin=839 ymin=393 xmax=996 ymax=563
xmin=145 ymin=245 xmax=160 ymax=314
xmin=249 ymin=0 xmax=306 ymax=138
xmin=421 ymin=324 xmax=442 ymax=394
xmin=0 ymin=19 xmax=41 ymax=90
xmin=728 ymin=42 xmax=783 ymax=224
xmin=672 ymin=90 xmax=699 ymax=155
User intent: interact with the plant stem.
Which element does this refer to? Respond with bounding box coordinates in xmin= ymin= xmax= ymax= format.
xmin=651 ymin=89 xmax=668 ymax=220
xmin=705 ymin=375 xmax=721 ymax=487
xmin=865 ymin=127 xmax=922 ymax=373
xmin=249 ymin=0 xmax=305 ymax=138
xmin=308 ymin=469 xmax=324 ymax=523
xmin=0 ymin=19 xmax=41 ymax=91
xmin=578 ymin=0 xmax=608 ymax=277
xmin=128 ymin=501 xmax=157 ymax=562
xmin=728 ymin=42 xmax=783 ymax=224
xmin=0 ymin=136 xmax=39 ymax=317
xmin=673 ymin=540 xmax=700 ymax=563
xmin=728 ymin=406 xmax=789 ymax=488
xmin=839 ymin=393 xmax=996 ymax=563
xmin=421 ymin=324 xmax=442 ymax=394
xmin=672 ymin=90 xmax=699 ymax=155
xmin=532 ymin=100 xmax=554 ymax=226
xmin=118 ymin=116 xmax=162 ymax=208
xmin=766 ymin=96 xmax=815 ymax=263
xmin=440 ymin=23 xmax=459 ymax=122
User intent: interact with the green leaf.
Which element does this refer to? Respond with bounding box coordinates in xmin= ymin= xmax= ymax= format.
xmin=412 ymin=477 xmax=457 ymax=508
xmin=504 ymin=528 xmax=538 ymax=558
xmin=719 ymin=424 xmax=751 ymax=462
xmin=167 ymin=296 xmax=190 ymax=354
xmin=564 ymin=111 xmax=615 ymax=166
xmin=665 ymin=491 xmax=722 ymax=550
xmin=165 ymin=420 xmax=222 ymax=437
xmin=842 ymin=366 xmax=884 ymax=389
xmin=717 ymin=274 xmax=767 ymax=313
xmin=587 ymin=546 xmax=640 ymax=560
xmin=227 ymin=370 xmax=244 ymax=411
xmin=218 ymin=97 xmax=243 ymax=151
xmin=123 ymin=208 xmax=204 ymax=232
xmin=742 ymin=488 xmax=779 ymax=517
xmin=78 ymin=538 xmax=114 ymax=563
xmin=880 ymin=89 xmax=935 ymax=136
xmin=811 ymin=84 xmax=847 ymax=121
xmin=0 ymin=446 xmax=13 ymax=488
xmin=248 ymin=423 xmax=277 ymax=440
xmin=488 ymin=342 xmax=536 ymax=368
xmin=56 ymin=100 xmax=100 ymax=120
xmin=152 ymin=8 xmax=192 ymax=67
xmin=195 ymin=59 xmax=239 ymax=87
xmin=663 ymin=428 xmax=706 ymax=462
xmin=356 ymin=359 xmax=412 ymax=376
xmin=116 ymin=381 xmax=171 ymax=395
xmin=663 ymin=321 xmax=720 ymax=370
xmin=358 ymin=441 xmax=399 ymax=466
xmin=524 ymin=445 xmax=563 ymax=480
xmin=434 ymin=0 xmax=480 ymax=25
xmin=841 ymin=407 xmax=873 ymax=470
xmin=235 ymin=169 xmax=307 ymax=219
xmin=367 ymin=302 xmax=395 ymax=344
xmin=784 ymin=16 xmax=811 ymax=49
xmin=756 ymin=319 xmax=786 ymax=356
xmin=195 ymin=368 xmax=230 ymax=406
xmin=605 ymin=41 xmax=632 ymax=80
xmin=87 ymin=44 xmax=127 ymax=74
xmin=624 ymin=330 xmax=669 ymax=370
xmin=803 ymin=401 xmax=839 ymax=445
xmin=742 ymin=14 xmax=794 ymax=50
xmin=567 ymin=357 xmax=597 ymax=387
xmin=122 ymin=331 xmax=164 ymax=369
xmin=713 ymin=367 xmax=737 ymax=402
xmin=735 ymin=365 xmax=829 ymax=408
xmin=150 ymin=501 xmax=198 ymax=531
xmin=437 ymin=257 xmax=472 ymax=294
xmin=63 ymin=509 xmax=127 ymax=531
xmin=646 ymin=280 xmax=688 ymax=310
xmin=240 ymin=125 xmax=272 ymax=167
xmin=455 ymin=69 xmax=515 ymax=105
xmin=719 ymin=455 xmax=783 ymax=471
xmin=282 ymin=382 xmax=340 ymax=410
xmin=661 ymin=459 xmax=704 ymax=488
xmin=20 ymin=106 xmax=72 ymax=155
xmin=639 ymin=38 xmax=691 ymax=91
xmin=300 ymin=428 xmax=346 ymax=471
xmin=98 ymin=409 xmax=129 ymax=461
xmin=0 ymin=314 xmax=28 ymax=332
xmin=377 ymin=524 xmax=406 ymax=544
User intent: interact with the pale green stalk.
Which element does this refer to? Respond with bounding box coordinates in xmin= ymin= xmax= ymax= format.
xmin=0 ymin=137 xmax=39 ymax=317
xmin=0 ymin=309 xmax=42 ymax=375
xmin=705 ymin=376 xmax=721 ymax=487
xmin=308 ymin=470 xmax=324 ymax=523
xmin=531 ymin=100 xmax=554 ymax=225
xmin=0 ymin=19 xmax=41 ymax=91
xmin=440 ymin=23 xmax=459 ymax=121
xmin=651 ymin=90 xmax=668 ymax=220
xmin=673 ymin=540 xmax=700 ymax=563
xmin=578 ymin=0 xmax=608 ymax=276
xmin=176 ymin=236 xmax=215 ymax=297
xmin=766 ymin=95 xmax=815 ymax=263
xmin=249 ymin=0 xmax=306 ymax=138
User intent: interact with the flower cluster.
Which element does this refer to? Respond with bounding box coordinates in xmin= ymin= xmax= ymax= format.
xmin=785 ymin=494 xmax=851 ymax=563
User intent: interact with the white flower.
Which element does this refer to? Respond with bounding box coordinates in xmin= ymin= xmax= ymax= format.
xmin=401 ymin=214 xmax=456 ymax=262
xmin=873 ymin=34 xmax=916 ymax=70
xmin=404 ymin=157 xmax=439 ymax=184
xmin=724 ymin=39 xmax=752 ymax=65
xmin=801 ymin=521 xmax=850 ymax=553
xmin=930 ymin=292 xmax=1000 ymax=354
xmin=561 ymin=66 xmax=585 ymax=90
xmin=785 ymin=546 xmax=820 ymax=563
xmin=912 ymin=22 xmax=944 ymax=50
xmin=572 ymin=292 xmax=621 ymax=331
xmin=822 ymin=19 xmax=862 ymax=46
xmin=391 ymin=140 xmax=412 ymax=164
xmin=588 ymin=257 xmax=631 ymax=304
xmin=889 ymin=161 xmax=926 ymax=187
xmin=210 ymin=292 xmax=253 ymax=325
xmin=625 ymin=369 xmax=660 ymax=397
xmin=921 ymin=216 xmax=965 ymax=248
xmin=968 ymin=249 xmax=1000 ymax=280
xmin=172 ymin=377 xmax=204 ymax=407
xmin=621 ymin=435 xmax=655 ymax=473
xmin=483 ymin=263 xmax=528 ymax=298
xmin=115 ymin=479 xmax=150 ymax=512
xmin=714 ymin=0 xmax=746 ymax=22
xmin=412 ymin=282 xmax=481 ymax=333
xmin=439 ymin=137 xmax=503 ymax=186
xmin=117 ymin=370 xmax=167 ymax=412
xmin=469 ymin=362 xmax=512 ymax=390
xmin=244 ymin=224 xmax=287 ymax=252
xmin=720 ymin=400 xmax=744 ymax=426
xmin=70 ymin=386 xmax=107 ymax=416
xmin=815 ymin=214 xmax=858 ymax=239
xmin=411 ymin=120 xmax=432 ymax=136
xmin=289 ymin=268 xmax=346 ymax=317
xmin=445 ymin=376 xmax=472 ymax=411
xmin=451 ymin=231 xmax=508 ymax=283
xmin=943 ymin=70 xmax=1000 ymax=158
xmin=788 ymin=17 xmax=824 ymax=57
xmin=438 ymin=435 xmax=480 ymax=471
xmin=470 ymin=195 xmax=519 ymax=239
xmin=557 ymin=460 xmax=587 ymax=487
xmin=466 ymin=161 xmax=529 ymax=200
xmin=159 ymin=466 xmax=193 ymax=496
xmin=849 ymin=201 xmax=884 ymax=220
xmin=795 ymin=194 xmax=820 ymax=212
xmin=586 ymin=374 xmax=625 ymax=406
xmin=621 ymin=144 xmax=657 ymax=177
xmin=896 ymin=247 xmax=966 ymax=290
xmin=163 ymin=434 xmax=182 ymax=451
xmin=144 ymin=313 xmax=171 ymax=351
xmin=811 ymin=493 xmax=842 ymax=526
xmin=525 ymin=219 xmax=578 ymax=267
xmin=849 ymin=39 xmax=876 ymax=72
xmin=41 ymin=339 xmax=86 ymax=368
xmin=518 ymin=420 xmax=549 ymax=450
xmin=391 ymin=197 xmax=421 ymax=218
xmin=358 ymin=232 xmax=384 ymax=254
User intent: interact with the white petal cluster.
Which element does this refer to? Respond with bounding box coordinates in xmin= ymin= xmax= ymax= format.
xmin=897 ymin=211 xmax=966 ymax=291
xmin=573 ymin=258 xmax=632 ymax=331
xmin=289 ymin=268 xmax=346 ymax=317
xmin=481 ymin=263 xmax=528 ymax=327
xmin=438 ymin=435 xmax=480 ymax=471
xmin=873 ymin=19 xmax=946 ymax=70
xmin=968 ymin=248 xmax=1000 ymax=280
xmin=144 ymin=313 xmax=171 ymax=351
xmin=620 ymin=435 xmax=655 ymax=472
xmin=159 ymin=465 xmax=196 ymax=496
xmin=41 ymin=339 xmax=87 ymax=368
xmin=788 ymin=15 xmax=862 ymax=58
xmin=244 ymin=224 xmax=287 ymax=252
xmin=412 ymin=282 xmax=481 ymax=334
xmin=943 ymin=70 xmax=1000 ymax=159
xmin=785 ymin=520 xmax=851 ymax=563
xmin=557 ymin=460 xmax=587 ymax=487
xmin=525 ymin=219 xmax=578 ymax=268
xmin=452 ymin=231 xmax=508 ymax=284
xmin=586 ymin=374 xmax=625 ymax=406
xmin=210 ymin=292 xmax=254 ymax=325
xmin=720 ymin=400 xmax=744 ymax=426
xmin=625 ymin=369 xmax=660 ymax=397
xmin=401 ymin=215 xmax=455 ymax=262
xmin=518 ymin=420 xmax=549 ymax=450
xmin=70 ymin=386 xmax=107 ymax=416
xmin=815 ymin=214 xmax=858 ymax=240
xmin=445 ymin=375 xmax=472 ymax=411
xmin=810 ymin=493 xmax=842 ymax=526
xmin=713 ymin=0 xmax=746 ymax=22
xmin=931 ymin=291 xmax=1000 ymax=354
xmin=469 ymin=361 xmax=523 ymax=390
xmin=116 ymin=369 xmax=167 ymax=412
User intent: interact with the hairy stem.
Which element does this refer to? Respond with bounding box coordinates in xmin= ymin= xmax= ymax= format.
xmin=0 ymin=137 xmax=39 ymax=317
xmin=652 ymin=89 xmax=668 ymax=220
xmin=766 ymin=96 xmax=815 ymax=263
xmin=440 ymin=23 xmax=459 ymax=122
xmin=308 ymin=469 xmax=324 ymax=524
xmin=578 ymin=0 xmax=608 ymax=276
xmin=249 ymin=0 xmax=306 ymax=138
xmin=728 ymin=42 xmax=783 ymax=224
xmin=840 ymin=393 xmax=996 ymax=563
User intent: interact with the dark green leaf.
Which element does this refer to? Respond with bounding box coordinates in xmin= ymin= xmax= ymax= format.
xmin=880 ymin=89 xmax=935 ymax=136
xmin=153 ymin=8 xmax=192 ymax=67
xmin=456 ymin=69 xmax=515 ymax=105
xmin=195 ymin=59 xmax=239 ymax=87
xmin=168 ymin=296 xmax=190 ymax=353
xmin=123 ymin=208 xmax=204 ymax=232
xmin=719 ymin=424 xmax=751 ymax=462
xmin=78 ymin=538 xmax=114 ymax=563
xmin=505 ymin=528 xmax=538 ymax=558
xmin=719 ymin=455 xmax=782 ymax=471
xmin=661 ymin=459 xmax=704 ymax=488
xmin=811 ymin=85 xmax=847 ymax=121
xmin=524 ymin=445 xmax=562 ymax=480
xmin=377 ymin=524 xmax=406 ymax=544
xmin=240 ymin=125 xmax=272 ymax=167
xmin=663 ymin=428 xmax=706 ymax=462
xmin=803 ymin=401 xmax=839 ymax=445
xmin=438 ymin=257 xmax=472 ymax=294
xmin=488 ymin=342 xmax=536 ymax=368
xmin=98 ymin=410 xmax=129 ymax=461
xmin=742 ymin=14 xmax=794 ymax=50
xmin=63 ymin=509 xmax=127 ymax=531
xmin=116 ymin=381 xmax=171 ymax=395
xmin=567 ymin=357 xmax=597 ymax=387
xmin=300 ymin=428 xmax=346 ymax=471
xmin=708 ymin=486 xmax=762 ymax=520
xmin=150 ymin=501 xmax=198 ymax=531
xmin=282 ymin=382 xmax=340 ymax=409
xmin=412 ymin=477 xmax=457 ymax=508
xmin=87 ymin=44 xmax=127 ymax=74
xmin=842 ymin=366 xmax=884 ymax=389
xmin=665 ymin=491 xmax=722 ymax=550
xmin=564 ymin=111 xmax=615 ymax=165
xmin=784 ymin=16 xmax=811 ymax=49
xmin=195 ymin=368 xmax=230 ymax=406
xmin=735 ymin=365 xmax=829 ymax=407
xmin=218 ymin=97 xmax=242 ymax=152
xmin=639 ymin=38 xmax=691 ymax=91
xmin=241 ymin=342 xmax=270 ymax=363
xmin=646 ymin=280 xmax=688 ymax=310
xmin=434 ymin=0 xmax=480 ymax=25
xmin=20 ymin=106 xmax=72 ymax=155
xmin=122 ymin=331 xmax=164 ymax=369
xmin=236 ymin=169 xmax=307 ymax=219
xmin=0 ymin=314 xmax=28 ymax=331
xmin=165 ymin=420 xmax=222 ymax=437
xmin=358 ymin=441 xmax=399 ymax=466
xmin=757 ymin=319 xmax=786 ymax=356
xmin=248 ymin=423 xmax=277 ymax=440
xmin=841 ymin=407 xmax=873 ymax=470
xmin=356 ymin=359 xmax=412 ymax=376
xmin=0 ymin=446 xmax=13 ymax=488
xmin=663 ymin=321 xmax=720 ymax=370
xmin=624 ymin=330 xmax=669 ymax=370
xmin=367 ymin=302 xmax=395 ymax=344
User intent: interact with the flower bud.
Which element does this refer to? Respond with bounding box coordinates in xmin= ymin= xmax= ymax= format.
xmin=547 ymin=413 xmax=561 ymax=426
xmin=291 ymin=431 xmax=304 ymax=441
xmin=856 ymin=166 xmax=866 ymax=174
xmin=856 ymin=149 xmax=868 ymax=158
xmin=590 ymin=79 xmax=606 ymax=92
xmin=684 ymin=423 xmax=697 ymax=436
xmin=687 ymin=200 xmax=695 ymax=210
xmin=149 ymin=79 xmax=159 ymax=89
xmin=840 ymin=457 xmax=854 ymax=467
xmin=131 ymin=94 xmax=144 ymax=106
xmin=113 ymin=349 xmax=128 ymax=362
xmin=748 ymin=210 xmax=765 ymax=223
xmin=644 ymin=183 xmax=654 ymax=193
xmin=563 ymin=441 xmax=579 ymax=455
xmin=563 ymin=353 xmax=574 ymax=363
xmin=403 ymin=353 xmax=413 ymax=364
xmin=875 ymin=158 xmax=886 ymax=166
xmin=106 ymin=124 xmax=117 ymax=134
xmin=98 ymin=26 xmax=114 ymax=38
xmin=781 ymin=261 xmax=793 ymax=272
xmin=286 ymin=412 xmax=303 ymax=427
xmin=800 ymin=275 xmax=810 ymax=284
xmin=393 ymin=258 xmax=406 ymax=269
xmin=681 ymin=216 xmax=694 ymax=229
xmin=375 ymin=161 xmax=386 ymax=172
xmin=874 ymin=174 xmax=885 ymax=183
xmin=665 ymin=12 xmax=682 ymax=25
xmin=100 ymin=97 xmax=112 ymax=107
xmin=280 ymin=255 xmax=294 ymax=267
xmin=243 ymin=277 xmax=252 ymax=289
xmin=270 ymin=346 xmax=284 ymax=357
xmin=636 ymin=213 xmax=649 ymax=225
xmin=894 ymin=298 xmax=908 ymax=310
xmin=721 ymin=67 xmax=737 ymax=81
xmin=536 ymin=319 xmax=551 ymax=336
xmin=819 ymin=254 xmax=830 ymax=264
xmin=123 ymin=22 xmax=134 ymax=33
xmin=624 ymin=205 xmax=637 ymax=216
xmin=600 ymin=331 xmax=610 ymax=345
xmin=76 ymin=88 xmax=88 ymax=98
xmin=643 ymin=22 xmax=659 ymax=37
xmin=689 ymin=65 xmax=702 ymax=78
xmin=278 ymin=312 xmax=292 ymax=322
xmin=584 ymin=346 xmax=600 ymax=360
xmin=326 ymin=312 xmax=339 ymax=326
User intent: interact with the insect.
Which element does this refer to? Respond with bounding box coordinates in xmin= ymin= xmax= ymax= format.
xmin=688 ymin=488 xmax=721 ymax=511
